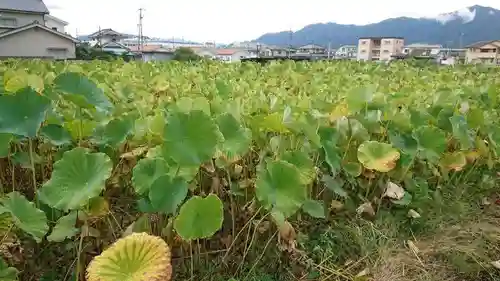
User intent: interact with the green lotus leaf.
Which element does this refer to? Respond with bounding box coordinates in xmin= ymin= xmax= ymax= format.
xmin=0 ymin=192 xmax=49 ymax=243
xmin=302 ymin=200 xmax=325 ymax=218
xmin=40 ymin=124 xmax=72 ymax=146
xmin=281 ymin=150 xmax=315 ymax=184
xmin=92 ymin=116 xmax=134 ymax=147
xmin=440 ymin=152 xmax=467 ymax=172
xmin=255 ymin=160 xmax=307 ymax=218
xmin=54 ymin=72 xmax=112 ymax=112
xmin=449 ymin=115 xmax=473 ymax=150
xmin=343 ymin=162 xmax=362 ymax=177
xmin=412 ymin=126 xmax=446 ymax=161
xmin=388 ymin=131 xmax=418 ymax=156
xmin=47 ymin=211 xmax=79 ymax=242
xmin=466 ymin=108 xmax=484 ymax=129
xmin=0 ymin=133 xmax=12 ymax=157
xmin=148 ymin=175 xmax=188 ymax=215
xmin=216 ymin=113 xmax=252 ymax=162
xmin=38 ymin=147 xmax=113 ymax=211
xmin=0 ymin=87 xmax=51 ymax=138
xmin=174 ymin=194 xmax=223 ymax=241
xmin=86 ymin=232 xmax=172 ymax=281
xmin=357 ymin=141 xmax=400 ymax=172
xmin=0 ymin=257 xmax=18 ymax=281
xmin=322 ymin=175 xmax=347 ymax=198
xmin=132 ymin=158 xmax=169 ymax=195
xmin=163 ymin=110 xmax=219 ymax=166
xmin=322 ymin=141 xmax=342 ymax=174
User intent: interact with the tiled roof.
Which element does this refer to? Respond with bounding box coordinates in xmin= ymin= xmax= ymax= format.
xmin=216 ymin=49 xmax=240 ymax=55
xmin=129 ymin=45 xmax=174 ymax=53
xmin=466 ymin=40 xmax=500 ymax=49
xmin=0 ymin=0 xmax=49 ymax=13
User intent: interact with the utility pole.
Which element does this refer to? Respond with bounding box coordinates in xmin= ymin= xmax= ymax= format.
xmin=327 ymin=42 xmax=331 ymax=59
xmin=98 ymin=25 xmax=102 ymax=50
xmin=138 ymin=8 xmax=145 ymax=52
xmin=288 ymin=28 xmax=293 ymax=58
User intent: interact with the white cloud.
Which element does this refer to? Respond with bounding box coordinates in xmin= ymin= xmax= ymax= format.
xmin=430 ymin=7 xmax=477 ymax=24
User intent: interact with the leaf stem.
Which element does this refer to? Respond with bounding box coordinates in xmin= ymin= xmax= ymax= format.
xmin=75 ymin=220 xmax=85 ymax=281
xmin=28 ymin=138 xmax=38 ymax=204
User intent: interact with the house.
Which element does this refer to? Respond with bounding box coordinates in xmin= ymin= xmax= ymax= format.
xmin=0 ymin=0 xmax=78 ymax=59
xmin=335 ymin=45 xmax=357 ymax=59
xmin=129 ymin=45 xmax=175 ymax=62
xmin=100 ymin=41 xmax=131 ymax=55
xmin=357 ymin=37 xmax=405 ymax=61
xmin=465 ymin=40 xmax=500 ymax=64
xmin=403 ymin=43 xmax=442 ymax=57
xmin=297 ymin=44 xmax=327 ymax=54
xmin=215 ymin=49 xmax=250 ymax=63
xmin=44 ymin=14 xmax=68 ymax=33
xmin=88 ymin=28 xmax=131 ymax=46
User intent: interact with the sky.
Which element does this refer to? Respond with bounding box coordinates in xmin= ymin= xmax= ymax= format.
xmin=44 ymin=0 xmax=500 ymax=43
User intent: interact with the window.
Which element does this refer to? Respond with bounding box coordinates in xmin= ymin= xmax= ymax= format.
xmin=0 ymin=18 xmax=17 ymax=27
xmin=52 ymin=27 xmax=58 ymax=31
xmin=361 ymin=41 xmax=367 ymax=45
xmin=361 ymin=50 xmax=367 ymax=53
xmin=383 ymin=40 xmax=391 ymax=44
xmin=383 ymin=50 xmax=389 ymax=53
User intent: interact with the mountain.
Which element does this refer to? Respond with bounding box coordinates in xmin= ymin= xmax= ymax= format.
xmin=253 ymin=5 xmax=500 ymax=48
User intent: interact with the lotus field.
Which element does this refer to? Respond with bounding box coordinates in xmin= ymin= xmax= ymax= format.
xmin=0 ymin=60 xmax=499 ymax=281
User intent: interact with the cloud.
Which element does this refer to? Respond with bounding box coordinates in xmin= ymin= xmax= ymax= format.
xmin=430 ymin=7 xmax=476 ymax=24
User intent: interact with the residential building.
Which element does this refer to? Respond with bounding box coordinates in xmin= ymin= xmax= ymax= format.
xmin=0 ymin=0 xmax=78 ymax=59
xmin=130 ymin=45 xmax=175 ymax=62
xmin=100 ymin=41 xmax=131 ymax=55
xmin=403 ymin=43 xmax=442 ymax=57
xmin=465 ymin=40 xmax=500 ymax=64
xmin=215 ymin=49 xmax=250 ymax=63
xmin=44 ymin=14 xmax=68 ymax=33
xmin=335 ymin=45 xmax=357 ymax=59
xmin=88 ymin=28 xmax=132 ymax=46
xmin=297 ymin=44 xmax=327 ymax=54
xmin=357 ymin=37 xmax=405 ymax=61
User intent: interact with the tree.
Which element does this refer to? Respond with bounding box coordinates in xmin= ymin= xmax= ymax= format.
xmin=172 ymin=47 xmax=202 ymax=62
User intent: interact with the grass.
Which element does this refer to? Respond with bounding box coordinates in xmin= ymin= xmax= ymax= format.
xmin=170 ymin=178 xmax=500 ymax=281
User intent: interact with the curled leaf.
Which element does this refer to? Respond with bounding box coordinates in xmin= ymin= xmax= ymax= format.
xmin=357 ymin=141 xmax=400 ymax=172
xmin=383 ymin=182 xmax=405 ymax=200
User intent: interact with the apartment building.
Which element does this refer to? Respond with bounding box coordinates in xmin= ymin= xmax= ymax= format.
xmin=357 ymin=37 xmax=404 ymax=61
xmin=465 ymin=40 xmax=500 ymax=64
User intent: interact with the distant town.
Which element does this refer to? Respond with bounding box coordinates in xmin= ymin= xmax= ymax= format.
xmin=0 ymin=1 xmax=499 ymax=65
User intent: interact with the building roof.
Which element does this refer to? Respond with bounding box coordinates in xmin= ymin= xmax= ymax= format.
xmin=405 ymin=43 xmax=442 ymax=49
xmin=0 ymin=0 xmax=49 ymax=13
xmin=44 ymin=14 xmax=68 ymax=25
xmin=129 ymin=45 xmax=174 ymax=53
xmin=216 ymin=49 xmax=245 ymax=55
xmin=299 ymin=44 xmax=325 ymax=49
xmin=88 ymin=28 xmax=130 ymax=39
xmin=359 ymin=37 xmax=404 ymax=40
xmin=0 ymin=21 xmax=78 ymax=42
xmin=465 ymin=40 xmax=500 ymax=49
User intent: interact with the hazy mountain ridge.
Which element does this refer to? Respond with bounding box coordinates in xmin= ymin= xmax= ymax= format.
xmin=253 ymin=5 xmax=500 ymax=48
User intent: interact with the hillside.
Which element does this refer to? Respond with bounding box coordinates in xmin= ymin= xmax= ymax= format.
xmin=254 ymin=5 xmax=500 ymax=48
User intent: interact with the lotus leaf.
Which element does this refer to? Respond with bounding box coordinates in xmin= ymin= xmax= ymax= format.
xmin=357 ymin=141 xmax=400 ymax=172
xmin=38 ymin=147 xmax=113 ymax=211
xmin=174 ymin=194 xmax=223 ymax=241
xmin=47 ymin=211 xmax=79 ymax=242
xmin=255 ymin=160 xmax=307 ymax=218
xmin=0 ymin=192 xmax=49 ymax=243
xmin=0 ymin=87 xmax=51 ymax=138
xmin=149 ymin=175 xmax=189 ymax=215
xmin=163 ymin=110 xmax=219 ymax=166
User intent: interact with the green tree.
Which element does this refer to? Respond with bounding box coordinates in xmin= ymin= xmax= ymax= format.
xmin=172 ymin=47 xmax=202 ymax=62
